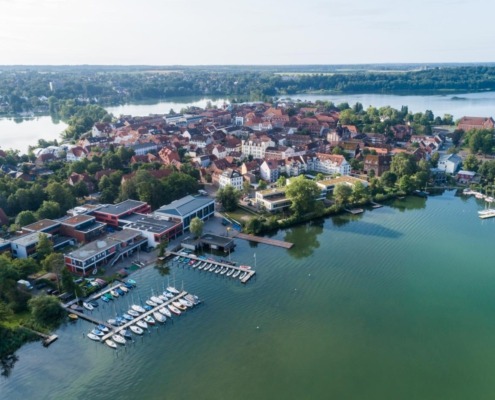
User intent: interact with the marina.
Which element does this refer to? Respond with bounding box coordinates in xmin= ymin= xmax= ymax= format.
xmin=231 ymin=232 xmax=294 ymax=249
xmin=167 ymin=251 xmax=256 ymax=284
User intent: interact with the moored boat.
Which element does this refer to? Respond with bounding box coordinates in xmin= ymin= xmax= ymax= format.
xmin=178 ymin=298 xmax=193 ymax=308
xmin=126 ymin=279 xmax=137 ymax=286
xmin=112 ymin=334 xmax=126 ymax=345
xmin=153 ymin=311 xmax=166 ymax=323
xmin=90 ymin=329 xmax=104 ymax=337
xmin=127 ymin=309 xmax=140 ymax=317
xmin=226 ymin=268 xmax=234 ymax=277
xmin=220 ymin=267 xmax=228 ymax=275
xmin=159 ymin=307 xmax=172 ymax=318
xmin=131 ymin=304 xmax=145 ymax=313
xmin=166 ymin=286 xmax=180 ymax=295
xmin=163 ymin=291 xmax=174 ymax=299
xmin=121 ymin=329 xmax=132 ymax=339
xmin=136 ymin=320 xmax=148 ymax=329
xmin=89 ymin=300 xmax=99 ymax=308
xmin=107 ymin=318 xmax=118 ymax=326
xmin=144 ymin=315 xmax=156 ymax=325
xmin=68 ymin=313 xmax=79 ymax=321
xmin=150 ymin=296 xmax=163 ymax=304
xmin=110 ymin=289 xmax=119 ymax=298
xmin=208 ymin=263 xmax=217 ymax=272
xmin=83 ymin=302 xmax=94 ymax=311
xmin=105 ymin=339 xmax=118 ymax=349
xmin=130 ymin=325 xmax=144 ymax=335
xmin=122 ymin=313 xmax=133 ymax=321
xmin=214 ymin=265 xmax=222 ymax=274
xmin=87 ymin=333 xmax=101 ymax=341
xmin=167 ymin=304 xmax=181 ymax=315
xmin=146 ymin=299 xmax=158 ymax=307
xmin=119 ymin=285 xmax=129 ymax=293
xmin=101 ymin=296 xmax=110 ymax=303
xmin=172 ymin=301 xmax=187 ymax=311
xmin=239 ymin=272 xmax=247 ymax=280
xmin=96 ymin=324 xmax=109 ymax=333
xmin=232 ymin=270 xmax=241 ymax=278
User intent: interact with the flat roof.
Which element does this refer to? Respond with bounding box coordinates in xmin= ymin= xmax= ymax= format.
xmin=23 ymin=219 xmax=60 ymax=232
xmin=156 ymin=195 xmax=214 ymax=218
xmin=12 ymin=232 xmax=51 ymax=246
xmin=95 ymin=200 xmax=148 ymax=216
xmin=200 ymin=234 xmax=234 ymax=247
xmin=122 ymin=214 xmax=180 ymax=233
xmin=108 ymin=229 xmax=141 ymax=242
xmin=62 ymin=214 xmax=95 ymax=227
xmin=317 ymin=176 xmax=368 ymax=187
xmin=67 ymin=237 xmax=120 ymax=260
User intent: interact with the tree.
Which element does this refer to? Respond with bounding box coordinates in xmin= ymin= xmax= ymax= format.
xmin=463 ymin=154 xmax=480 ymax=172
xmin=45 ymin=182 xmax=75 ymax=213
xmin=285 ymin=176 xmax=321 ymax=216
xmin=36 ymin=234 xmax=53 ymax=261
xmin=276 ymin=176 xmax=287 ymax=188
xmin=351 ymin=181 xmax=369 ymax=203
xmin=36 ymin=201 xmax=62 ymax=220
xmin=189 ymin=217 xmax=204 ymax=238
xmin=398 ymin=175 xmax=413 ymax=192
xmin=216 ymin=185 xmax=241 ymax=212
xmin=333 ymin=184 xmax=353 ymax=206
xmin=430 ymin=152 xmax=440 ymax=168
xmin=242 ymin=180 xmax=251 ymax=196
xmin=257 ymin=180 xmax=267 ymax=190
xmin=15 ymin=211 xmax=36 ymax=227
xmin=390 ymin=153 xmax=417 ymax=178
xmin=42 ymin=253 xmax=64 ymax=292
xmin=28 ymin=295 xmax=65 ymax=327
xmin=60 ymin=267 xmax=80 ymax=296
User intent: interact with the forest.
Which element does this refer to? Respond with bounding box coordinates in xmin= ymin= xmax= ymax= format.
xmin=1 ymin=65 xmax=495 ymax=115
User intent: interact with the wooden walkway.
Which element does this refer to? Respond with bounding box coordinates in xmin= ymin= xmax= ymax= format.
xmin=64 ymin=309 xmax=113 ymax=330
xmin=168 ymin=252 xmax=256 ymax=284
xmin=100 ymin=291 xmax=187 ymax=342
xmin=232 ymin=232 xmax=294 ymax=249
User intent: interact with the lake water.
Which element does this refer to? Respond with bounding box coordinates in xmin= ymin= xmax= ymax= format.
xmin=1 ymin=91 xmax=495 ymax=154
xmin=2 ymin=192 xmax=495 ymax=400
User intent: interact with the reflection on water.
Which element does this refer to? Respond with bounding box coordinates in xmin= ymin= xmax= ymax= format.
xmin=286 ymin=220 xmax=323 ymax=259
xmin=0 ymin=354 xmax=18 ymax=378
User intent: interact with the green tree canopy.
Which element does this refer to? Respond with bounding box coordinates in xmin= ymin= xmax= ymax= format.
xmin=216 ymin=185 xmax=241 ymax=212
xmin=333 ymin=184 xmax=353 ymax=206
xmin=15 ymin=211 xmax=37 ymax=227
xmin=28 ymin=295 xmax=65 ymax=327
xmin=285 ymin=176 xmax=321 ymax=216
xmin=189 ymin=217 xmax=204 ymax=238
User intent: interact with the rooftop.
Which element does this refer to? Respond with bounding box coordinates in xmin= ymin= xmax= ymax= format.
xmin=23 ymin=219 xmax=60 ymax=232
xmin=61 ymin=214 xmax=95 ymax=227
xmin=95 ymin=199 xmax=148 ymax=216
xmin=67 ymin=237 xmax=120 ymax=260
xmin=12 ymin=232 xmax=52 ymax=246
xmin=156 ymin=195 xmax=214 ymax=218
xmin=121 ymin=214 xmax=180 ymax=233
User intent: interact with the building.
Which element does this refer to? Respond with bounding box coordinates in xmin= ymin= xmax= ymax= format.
xmin=307 ymin=153 xmax=350 ymax=176
xmin=131 ymin=142 xmax=158 ymax=156
xmin=438 ymin=153 xmax=462 ymax=175
xmin=219 ymin=169 xmax=243 ymax=191
xmin=11 ymin=232 xmax=52 ymax=259
xmin=456 ymin=170 xmax=476 ymax=184
xmin=316 ymin=176 xmax=369 ymax=194
xmin=59 ymin=215 xmax=106 ymax=243
xmin=255 ymin=188 xmax=292 ymax=212
xmin=154 ymin=195 xmax=215 ymax=231
xmin=64 ymin=230 xmax=147 ymax=275
xmin=363 ymin=154 xmax=392 ymax=176
xmin=241 ymin=139 xmax=274 ymax=159
xmin=120 ymin=214 xmax=183 ymax=248
xmin=457 ymin=116 xmax=495 ymax=132
xmin=260 ymin=160 xmax=281 ymax=183
xmin=93 ymin=200 xmax=151 ymax=227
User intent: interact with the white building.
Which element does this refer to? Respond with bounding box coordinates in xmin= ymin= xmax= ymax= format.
xmin=260 ymin=160 xmax=281 ymax=183
xmin=219 ymin=169 xmax=243 ymax=191
xmin=154 ymin=195 xmax=215 ymax=231
xmin=307 ymin=153 xmax=350 ymax=176
xmin=241 ymin=139 xmax=274 ymax=159
xmin=438 ymin=153 xmax=462 ymax=174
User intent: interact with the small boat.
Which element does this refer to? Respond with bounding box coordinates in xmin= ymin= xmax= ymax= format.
xmin=110 ymin=290 xmax=119 ymax=298
xmin=159 ymin=307 xmax=172 ymax=318
xmin=239 ymin=265 xmax=251 ymax=270
xmin=83 ymin=302 xmax=94 ymax=311
xmin=96 ymin=324 xmax=109 ymax=333
xmin=239 ymin=272 xmax=247 ymax=280
xmin=91 ymin=329 xmax=105 ymax=337
xmin=130 ymin=325 xmax=144 ymax=335
xmin=121 ymin=329 xmax=132 ymax=340
xmin=87 ymin=333 xmax=101 ymax=341
xmin=173 ymin=255 xmax=180 ymax=261
xmin=158 ymin=295 xmax=168 ymax=302
xmin=172 ymin=301 xmax=187 ymax=311
xmin=89 ymin=300 xmax=99 ymax=308
xmin=232 ymin=270 xmax=241 ymax=278
xmin=189 ymin=260 xmax=196 ymax=266
xmin=115 ymin=316 xmax=126 ymax=325
xmin=68 ymin=313 xmax=78 ymax=321
xmin=119 ymin=285 xmax=129 ymax=293
xmin=115 ymin=288 xmax=125 ymax=296
xmin=143 ymin=305 xmax=153 ymax=311
xmin=214 ymin=266 xmax=222 ymax=274
xmin=128 ymin=309 xmax=140 ymax=317
xmin=178 ymin=298 xmax=193 ymax=308
xmin=144 ymin=315 xmax=156 ymax=325
xmin=220 ymin=267 xmax=228 ymax=275
xmin=112 ymin=334 xmax=126 ymax=345
xmin=146 ymin=300 xmax=157 ymax=307
xmin=136 ymin=320 xmax=148 ymax=330
xmin=122 ymin=313 xmax=133 ymax=321
xmin=126 ymin=279 xmax=137 ymax=286
xmin=167 ymin=304 xmax=181 ymax=315
xmin=226 ymin=268 xmax=234 ymax=277
xmin=104 ymin=293 xmax=113 ymax=301
xmin=163 ymin=291 xmax=174 ymax=299
xmin=131 ymin=304 xmax=145 ymax=313
xmin=124 ymin=282 xmax=134 ymax=289
xmin=150 ymin=296 xmax=163 ymax=304
xmin=101 ymin=296 xmax=110 ymax=303
xmin=185 ymin=294 xmax=199 ymax=304
xmin=208 ymin=264 xmax=217 ymax=272
xmin=197 ymin=262 xmax=205 ymax=270
xmin=166 ymin=286 xmax=180 ymax=295
xmin=70 ymin=304 xmax=84 ymax=312
xmin=105 ymin=339 xmax=118 ymax=349
xmin=153 ymin=311 xmax=166 ymax=323
xmin=107 ymin=318 xmax=118 ymax=326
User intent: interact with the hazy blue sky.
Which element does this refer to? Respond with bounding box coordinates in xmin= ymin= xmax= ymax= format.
xmin=0 ymin=0 xmax=493 ymax=65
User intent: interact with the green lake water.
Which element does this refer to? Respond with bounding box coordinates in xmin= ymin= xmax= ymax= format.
xmin=2 ymin=191 xmax=495 ymax=400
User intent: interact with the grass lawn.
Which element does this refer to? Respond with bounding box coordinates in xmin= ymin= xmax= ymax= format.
xmin=224 ymin=208 xmax=257 ymax=223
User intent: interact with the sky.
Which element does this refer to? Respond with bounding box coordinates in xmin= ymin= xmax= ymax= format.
xmin=0 ymin=0 xmax=494 ymax=65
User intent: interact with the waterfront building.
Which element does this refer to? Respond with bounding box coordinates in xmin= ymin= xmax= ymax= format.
xmin=219 ymin=169 xmax=243 ymax=191
xmin=93 ymin=199 xmax=151 ymax=228
xmin=120 ymin=213 xmax=183 ymax=248
xmin=154 ymin=195 xmax=215 ymax=231
xmin=438 ymin=153 xmax=462 ymax=175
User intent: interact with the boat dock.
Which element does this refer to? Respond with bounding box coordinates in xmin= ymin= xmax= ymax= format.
xmin=345 ymin=208 xmax=364 ymax=215
xmin=168 ymin=252 xmax=256 ymax=284
xmin=231 ymin=232 xmax=294 ymax=249
xmin=100 ymin=291 xmax=188 ymax=342
xmin=20 ymin=326 xmax=58 ymax=347
xmin=64 ymin=309 xmax=113 ymax=330
xmin=371 ymin=202 xmax=383 ymax=209
xmin=91 ymin=281 xmax=125 ymax=301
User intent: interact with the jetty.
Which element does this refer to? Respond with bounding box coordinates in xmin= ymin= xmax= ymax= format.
xmin=371 ymin=202 xmax=383 ymax=209
xmin=231 ymin=232 xmax=294 ymax=249
xmin=20 ymin=326 xmax=58 ymax=347
xmin=168 ymin=252 xmax=256 ymax=284
xmin=63 ymin=309 xmax=113 ymax=330
xmin=345 ymin=208 xmax=364 ymax=215
xmin=100 ymin=291 xmax=188 ymax=342
xmin=91 ymin=280 xmax=125 ymax=301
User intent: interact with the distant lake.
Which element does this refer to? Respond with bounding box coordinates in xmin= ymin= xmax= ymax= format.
xmin=2 ymin=92 xmax=495 ymax=154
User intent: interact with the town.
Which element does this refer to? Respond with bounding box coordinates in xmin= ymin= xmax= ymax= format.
xmin=1 ymin=97 xmax=494 ymax=360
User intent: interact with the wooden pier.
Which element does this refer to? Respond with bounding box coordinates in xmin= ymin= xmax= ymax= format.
xmin=100 ymin=291 xmax=188 ymax=342
xmin=168 ymin=252 xmax=256 ymax=284
xmin=20 ymin=326 xmax=58 ymax=347
xmin=64 ymin=309 xmax=113 ymax=330
xmin=231 ymin=232 xmax=294 ymax=249
xmin=344 ymin=208 xmax=364 ymax=215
